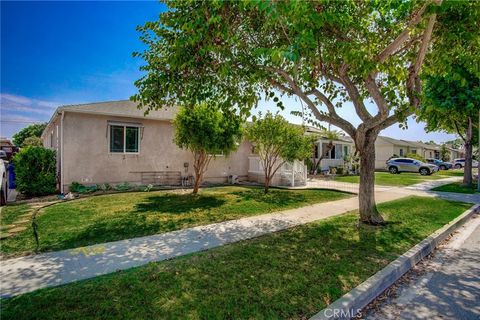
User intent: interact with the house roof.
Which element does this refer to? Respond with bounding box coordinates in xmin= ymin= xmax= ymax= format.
xmin=43 ymin=100 xmax=178 ymax=137
xmin=378 ymin=136 xmax=418 ymax=147
xmin=56 ymin=100 xmax=177 ymax=120
xmin=304 ymin=126 xmax=354 ymax=144
xmin=378 ymin=136 xmax=460 ymax=152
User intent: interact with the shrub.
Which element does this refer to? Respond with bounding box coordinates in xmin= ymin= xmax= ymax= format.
xmin=13 ymin=146 xmax=56 ymax=196
xmin=69 ymin=182 xmax=97 ymax=194
xmin=114 ymin=182 xmax=133 ymax=192
xmin=23 ymin=136 xmax=43 ymax=147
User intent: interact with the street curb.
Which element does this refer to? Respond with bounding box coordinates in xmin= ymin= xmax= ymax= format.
xmin=310 ymin=203 xmax=480 ymax=320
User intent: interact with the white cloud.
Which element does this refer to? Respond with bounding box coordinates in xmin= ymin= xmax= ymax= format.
xmin=0 ymin=93 xmax=59 ymax=116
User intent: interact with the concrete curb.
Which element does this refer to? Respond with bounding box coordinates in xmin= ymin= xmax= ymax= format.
xmin=310 ymin=203 xmax=480 ymax=320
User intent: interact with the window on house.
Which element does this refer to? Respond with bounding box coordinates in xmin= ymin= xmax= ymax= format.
xmin=314 ymin=145 xmax=319 ymax=159
xmin=399 ymin=148 xmax=404 ymax=156
xmin=411 ymin=149 xmax=416 ymax=154
xmin=50 ymin=132 xmax=54 ymax=148
xmin=344 ymin=145 xmax=349 ymax=157
xmin=109 ymin=125 xmax=140 ymax=153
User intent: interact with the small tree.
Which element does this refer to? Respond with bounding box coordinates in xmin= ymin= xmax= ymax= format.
xmin=13 ymin=146 xmax=56 ymax=196
xmin=23 ymin=136 xmax=43 ymax=147
xmin=174 ymin=104 xmax=243 ymax=194
xmin=247 ymin=112 xmax=312 ymax=193
xmin=12 ymin=123 xmax=47 ymax=147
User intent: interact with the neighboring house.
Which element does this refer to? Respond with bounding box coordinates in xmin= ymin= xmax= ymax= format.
xmin=374 ymin=136 xmax=463 ymax=169
xmin=446 ymin=145 xmax=464 ymax=161
xmin=306 ymin=127 xmax=354 ymax=172
xmin=42 ymin=100 xmax=307 ymax=192
xmin=0 ymin=137 xmax=18 ymax=161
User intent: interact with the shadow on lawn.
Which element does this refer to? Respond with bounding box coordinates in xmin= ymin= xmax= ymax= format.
xmin=231 ymin=188 xmax=306 ymax=205
xmin=134 ymin=193 xmax=226 ymax=214
xmin=1 ymin=211 xmax=433 ymax=320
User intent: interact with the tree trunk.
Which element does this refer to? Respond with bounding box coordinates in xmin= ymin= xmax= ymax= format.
xmin=463 ymin=117 xmax=473 ymax=186
xmin=357 ymin=130 xmax=384 ymax=225
xmin=192 ymin=150 xmax=209 ymax=195
xmin=193 ymin=171 xmax=202 ymax=194
xmin=264 ymin=177 xmax=270 ymax=194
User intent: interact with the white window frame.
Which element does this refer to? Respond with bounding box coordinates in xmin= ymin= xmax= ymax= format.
xmin=108 ymin=121 xmax=142 ymax=154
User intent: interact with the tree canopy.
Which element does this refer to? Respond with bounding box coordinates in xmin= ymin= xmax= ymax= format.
xmin=173 ymin=103 xmax=243 ymax=193
xmin=12 ymin=123 xmax=47 ymax=147
xmin=246 ymin=112 xmax=311 ymax=193
xmin=133 ymin=0 xmax=477 ymax=223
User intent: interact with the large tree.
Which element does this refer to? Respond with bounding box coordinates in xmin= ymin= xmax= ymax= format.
xmin=133 ymin=0 xmax=472 ymax=224
xmin=246 ymin=112 xmax=312 ymax=193
xmin=173 ymin=104 xmax=243 ymax=194
xmin=418 ymin=66 xmax=480 ymax=186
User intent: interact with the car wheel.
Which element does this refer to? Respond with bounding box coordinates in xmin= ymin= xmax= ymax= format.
xmin=420 ymin=168 xmax=429 ymax=176
xmin=389 ymin=166 xmax=398 ymax=174
xmin=439 ymin=165 xmax=446 ymax=170
xmin=454 ymin=164 xmax=462 ymax=169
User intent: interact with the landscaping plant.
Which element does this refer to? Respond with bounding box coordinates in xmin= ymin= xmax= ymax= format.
xmin=246 ymin=112 xmax=311 ymax=193
xmin=13 ymin=146 xmax=56 ymax=196
xmin=173 ymin=104 xmax=243 ymax=194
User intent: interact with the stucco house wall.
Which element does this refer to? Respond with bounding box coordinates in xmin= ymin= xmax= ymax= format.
xmin=374 ymin=137 xmax=395 ymax=170
xmin=42 ymin=101 xmax=254 ymax=192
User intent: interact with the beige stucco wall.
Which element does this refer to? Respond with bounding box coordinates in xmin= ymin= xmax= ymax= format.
xmin=61 ymin=112 xmax=253 ymax=191
xmin=374 ymin=140 xmax=394 ymax=170
xmin=42 ymin=115 xmax=62 ymax=187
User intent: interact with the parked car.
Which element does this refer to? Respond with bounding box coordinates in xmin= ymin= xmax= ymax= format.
xmin=386 ymin=158 xmax=438 ymax=175
xmin=425 ymin=158 xmax=452 ymax=170
xmin=453 ymin=158 xmax=479 ymax=169
xmin=0 ymin=151 xmax=7 ymax=206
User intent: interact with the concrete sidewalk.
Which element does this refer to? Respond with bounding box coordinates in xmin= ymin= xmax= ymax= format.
xmin=0 ymin=178 xmax=472 ymax=298
xmin=366 ymin=211 xmax=480 ymax=319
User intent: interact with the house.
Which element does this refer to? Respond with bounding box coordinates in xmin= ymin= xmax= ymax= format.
xmin=42 ymin=100 xmax=307 ymax=192
xmin=0 ymin=137 xmax=19 ymax=161
xmin=374 ymin=136 xmax=463 ymax=169
xmin=305 ymin=127 xmax=354 ymax=172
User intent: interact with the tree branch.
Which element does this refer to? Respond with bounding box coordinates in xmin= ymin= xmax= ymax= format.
xmin=376 ymin=2 xmax=431 ymax=63
xmin=266 ymin=66 xmax=357 ymax=137
xmin=340 ymin=73 xmax=372 ymax=121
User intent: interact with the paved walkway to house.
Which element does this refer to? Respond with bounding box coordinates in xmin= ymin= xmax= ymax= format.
xmin=0 ymin=178 xmax=474 ymax=298
xmin=365 ymin=210 xmax=480 ymax=319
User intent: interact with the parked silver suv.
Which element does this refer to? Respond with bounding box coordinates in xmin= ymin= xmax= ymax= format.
xmin=386 ymin=158 xmax=438 ymax=175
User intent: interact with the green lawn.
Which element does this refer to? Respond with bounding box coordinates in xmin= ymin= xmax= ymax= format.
xmin=0 ymin=186 xmax=351 ymax=256
xmin=0 ymin=203 xmax=30 ymax=226
xmin=432 ymin=181 xmax=479 ymax=194
xmin=334 ymin=172 xmax=445 ymax=186
xmin=1 ymin=197 xmax=470 ymax=320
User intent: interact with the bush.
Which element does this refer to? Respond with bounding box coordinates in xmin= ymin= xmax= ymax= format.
xmin=13 ymin=146 xmax=56 ymax=196
xmin=69 ymin=182 xmax=97 ymax=194
xmin=114 ymin=182 xmax=133 ymax=192
xmin=23 ymin=136 xmax=43 ymax=147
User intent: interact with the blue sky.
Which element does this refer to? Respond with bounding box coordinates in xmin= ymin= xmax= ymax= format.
xmin=1 ymin=1 xmax=456 ymax=143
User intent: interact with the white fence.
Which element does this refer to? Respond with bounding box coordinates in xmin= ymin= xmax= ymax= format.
xmin=248 ymin=156 xmax=308 ymax=187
